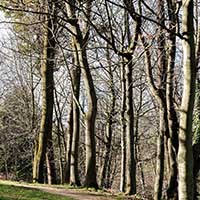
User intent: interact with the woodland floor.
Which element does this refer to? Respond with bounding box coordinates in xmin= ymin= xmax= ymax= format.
xmin=0 ymin=180 xmax=137 ymax=200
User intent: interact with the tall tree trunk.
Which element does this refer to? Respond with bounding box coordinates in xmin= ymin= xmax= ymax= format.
xmin=70 ymin=43 xmax=81 ymax=186
xmin=54 ymin=89 xmax=66 ymax=184
xmin=119 ymin=6 xmax=138 ymax=194
xmin=33 ymin=0 xmax=57 ymax=183
xmin=57 ymin=130 xmax=64 ymax=184
xmin=65 ymin=0 xmax=98 ymax=188
xmin=135 ymin=88 xmax=145 ymax=191
xmin=166 ymin=1 xmax=179 ymax=199
xmin=140 ymin=0 xmax=167 ymax=197
xmin=99 ymin=47 xmax=116 ymax=188
xmin=120 ymin=61 xmax=126 ymax=193
xmin=65 ymin=102 xmax=73 ymax=183
xmin=178 ymin=0 xmax=196 ymax=199
xmin=140 ymin=6 xmax=167 ymax=196
xmin=79 ymin=44 xmax=98 ymax=188
xmin=125 ymin=57 xmax=136 ymax=195
xmin=119 ymin=9 xmax=129 ymax=193
xmin=154 ymin=107 xmax=167 ymax=200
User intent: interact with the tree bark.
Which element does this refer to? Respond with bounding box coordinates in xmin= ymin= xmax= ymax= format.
xmin=70 ymin=43 xmax=81 ymax=186
xmin=154 ymin=107 xmax=167 ymax=200
xmin=135 ymin=89 xmax=145 ymax=191
xmin=178 ymin=0 xmax=196 ymax=199
xmin=140 ymin=1 xmax=169 ymax=198
xmin=166 ymin=1 xmax=179 ymax=199
xmin=79 ymin=44 xmax=98 ymax=188
xmin=125 ymin=57 xmax=136 ymax=195
xmin=65 ymin=0 xmax=98 ymax=188
xmin=99 ymin=47 xmax=116 ymax=188
xmin=33 ymin=0 xmax=57 ymax=184
xmin=65 ymin=102 xmax=73 ymax=183
xmin=120 ymin=61 xmax=126 ymax=193
xmin=54 ymin=89 xmax=66 ymax=184
xmin=140 ymin=17 xmax=167 ymax=200
xmin=57 ymin=129 xmax=64 ymax=184
xmin=46 ymin=137 xmax=57 ymax=184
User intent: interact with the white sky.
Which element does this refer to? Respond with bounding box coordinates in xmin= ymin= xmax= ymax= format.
xmin=0 ymin=11 xmax=10 ymax=40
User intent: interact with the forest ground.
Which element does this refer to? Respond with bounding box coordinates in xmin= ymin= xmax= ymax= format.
xmin=0 ymin=180 xmax=138 ymax=200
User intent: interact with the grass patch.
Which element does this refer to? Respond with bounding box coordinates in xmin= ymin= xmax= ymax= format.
xmin=0 ymin=184 xmax=74 ymax=200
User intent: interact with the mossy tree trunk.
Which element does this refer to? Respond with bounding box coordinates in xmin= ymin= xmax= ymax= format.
xmin=33 ymin=0 xmax=57 ymax=184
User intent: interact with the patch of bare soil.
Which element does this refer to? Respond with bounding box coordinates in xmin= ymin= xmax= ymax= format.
xmin=12 ymin=183 xmax=114 ymax=200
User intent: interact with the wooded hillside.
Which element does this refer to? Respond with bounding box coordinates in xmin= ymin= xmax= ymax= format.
xmin=0 ymin=0 xmax=199 ymax=199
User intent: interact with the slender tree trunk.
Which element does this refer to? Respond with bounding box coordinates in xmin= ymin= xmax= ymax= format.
xmin=46 ymin=149 xmax=56 ymax=185
xmin=46 ymin=153 xmax=51 ymax=184
xmin=164 ymin=138 xmax=170 ymax=177
xmin=79 ymin=45 xmax=98 ymax=188
xmin=65 ymin=102 xmax=73 ymax=183
xmin=140 ymin=0 xmax=167 ymax=196
xmin=154 ymin=107 xmax=167 ymax=200
xmin=105 ymin=151 xmax=113 ymax=188
xmin=46 ymin=137 xmax=57 ymax=184
xmin=57 ymin=131 xmax=64 ymax=184
xmin=54 ymin=89 xmax=66 ymax=184
xmin=33 ymin=0 xmax=57 ymax=183
xmin=120 ymin=61 xmax=126 ymax=193
xmin=166 ymin=0 xmax=179 ymax=200
xmin=166 ymin=1 xmax=179 ymax=198
xmin=99 ymin=120 xmax=113 ymax=188
xmin=119 ymin=6 xmax=137 ymax=194
xmin=65 ymin=0 xmax=98 ymax=188
xmin=135 ymin=106 xmax=145 ymax=191
xmin=70 ymin=44 xmax=81 ymax=186
xmin=100 ymin=47 xmax=116 ymax=188
xmin=125 ymin=57 xmax=136 ymax=195
xmin=140 ymin=6 xmax=167 ymax=196
xmin=138 ymin=152 xmax=145 ymax=191
xmin=178 ymin=0 xmax=196 ymax=199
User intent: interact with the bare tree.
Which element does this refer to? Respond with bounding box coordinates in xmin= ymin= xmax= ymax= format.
xmin=99 ymin=45 xmax=116 ymax=188
xmin=178 ymin=0 xmax=196 ymax=199
xmin=64 ymin=0 xmax=98 ymax=188
xmin=70 ymin=45 xmax=81 ymax=186
xmin=33 ymin=0 xmax=57 ymax=184
xmin=166 ymin=0 xmax=179 ymax=199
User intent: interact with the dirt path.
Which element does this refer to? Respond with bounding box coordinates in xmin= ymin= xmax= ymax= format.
xmin=4 ymin=182 xmax=115 ymax=200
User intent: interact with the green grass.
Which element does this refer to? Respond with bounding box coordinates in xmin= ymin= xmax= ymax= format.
xmin=0 ymin=184 xmax=74 ymax=200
